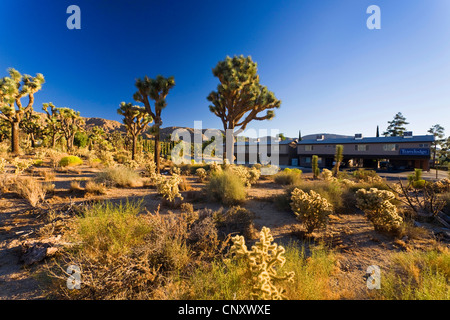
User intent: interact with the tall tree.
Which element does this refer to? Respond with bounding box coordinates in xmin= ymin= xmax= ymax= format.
xmin=42 ymin=102 xmax=61 ymax=148
xmin=117 ymin=102 xmax=153 ymax=160
xmin=298 ymin=130 xmax=302 ymax=141
xmin=207 ymin=55 xmax=281 ymax=162
xmin=0 ymin=68 xmax=45 ymax=154
xmin=428 ymin=124 xmax=445 ymax=178
xmin=20 ymin=110 xmax=42 ymax=148
xmin=133 ymin=75 xmax=175 ymax=173
xmin=383 ymin=112 xmax=409 ymax=137
xmin=56 ymin=107 xmax=84 ymax=152
xmin=376 ymin=125 xmax=380 ymax=137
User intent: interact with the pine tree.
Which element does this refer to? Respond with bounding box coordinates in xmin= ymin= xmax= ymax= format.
xmin=0 ymin=68 xmax=45 ymax=154
xmin=428 ymin=124 xmax=445 ymax=178
xmin=383 ymin=112 xmax=409 ymax=137
xmin=133 ymin=75 xmax=175 ymax=173
xmin=117 ymin=102 xmax=153 ymax=160
xmin=207 ymin=55 xmax=281 ymax=163
xmin=376 ymin=125 xmax=380 ymax=137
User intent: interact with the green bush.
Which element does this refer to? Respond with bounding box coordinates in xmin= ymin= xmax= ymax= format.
xmin=274 ymin=169 xmax=302 ymax=185
xmin=206 ymin=169 xmax=246 ymax=205
xmin=59 ymin=156 xmax=83 ymax=167
xmin=412 ymin=180 xmax=426 ymax=189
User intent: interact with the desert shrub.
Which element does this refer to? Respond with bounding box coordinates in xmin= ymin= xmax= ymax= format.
xmin=33 ymin=159 xmax=44 ymax=167
xmin=178 ymin=176 xmax=191 ymax=192
xmin=412 ymin=180 xmax=427 ymax=189
xmin=95 ymin=166 xmax=142 ymax=188
xmin=187 ymin=215 xmax=219 ymax=258
xmin=290 ymin=188 xmax=333 ymax=233
xmin=442 ymin=192 xmax=450 ymax=214
xmin=230 ymin=165 xmax=251 ymax=187
xmin=206 ymin=170 xmax=246 ymax=205
xmin=11 ymin=157 xmax=34 ymax=174
xmin=171 ymin=166 xmax=182 ymax=175
xmin=0 ymin=158 xmax=7 ymax=173
xmin=88 ymin=158 xmax=103 ymax=168
xmin=377 ymin=248 xmax=449 ymax=300
xmin=75 ymin=200 xmax=151 ymax=257
xmin=70 ymin=181 xmax=83 ymax=192
xmin=59 ymin=156 xmax=83 ymax=167
xmin=13 ymin=177 xmax=47 ymax=208
xmin=274 ymin=169 xmax=302 ymax=185
xmin=84 ymin=180 xmax=107 ymax=195
xmin=353 ymin=169 xmax=378 ymax=181
xmin=180 ymin=202 xmax=194 ymax=215
xmin=154 ymin=174 xmax=184 ymax=202
xmin=432 ymin=179 xmax=450 ymax=193
xmin=321 ymin=168 xmax=335 ymax=181
xmin=196 ymin=168 xmax=207 ymax=182
xmin=97 ymin=150 xmax=116 ymax=167
xmin=356 ymin=188 xmax=403 ymax=232
xmin=230 ymin=227 xmax=295 ymax=300
xmin=214 ymin=206 xmax=256 ymax=239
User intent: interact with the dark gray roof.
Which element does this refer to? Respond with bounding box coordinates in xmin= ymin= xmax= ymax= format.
xmin=297 ymin=135 xmax=435 ymax=145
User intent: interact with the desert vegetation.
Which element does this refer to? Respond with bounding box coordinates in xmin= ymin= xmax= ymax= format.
xmin=0 ymin=64 xmax=449 ymax=301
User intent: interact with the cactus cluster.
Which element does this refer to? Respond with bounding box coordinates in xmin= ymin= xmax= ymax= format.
xmin=290 ymin=188 xmax=333 ymax=233
xmin=154 ymin=173 xmax=184 ymax=202
xmin=321 ymin=168 xmax=337 ymax=182
xmin=356 ymin=188 xmax=403 ymax=232
xmin=11 ymin=157 xmax=34 ymax=175
xmin=230 ymin=226 xmax=295 ymax=300
xmin=209 ymin=161 xmax=222 ymax=175
xmin=195 ymin=168 xmax=207 ymax=182
xmin=0 ymin=158 xmax=7 ymax=173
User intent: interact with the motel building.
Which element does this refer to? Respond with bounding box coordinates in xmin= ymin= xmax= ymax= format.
xmin=296 ymin=132 xmax=434 ymax=171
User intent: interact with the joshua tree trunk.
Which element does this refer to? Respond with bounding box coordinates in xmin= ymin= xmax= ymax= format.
xmin=131 ymin=134 xmax=137 ymax=161
xmin=11 ymin=121 xmax=20 ymax=155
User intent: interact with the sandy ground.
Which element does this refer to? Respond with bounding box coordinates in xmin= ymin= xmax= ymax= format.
xmin=0 ymin=165 xmax=446 ymax=300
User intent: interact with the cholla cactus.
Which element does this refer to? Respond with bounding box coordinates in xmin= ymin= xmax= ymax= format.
xmin=248 ymin=167 xmax=261 ymax=185
xmin=0 ymin=158 xmax=7 ymax=173
xmin=144 ymin=160 xmax=157 ymax=179
xmin=356 ymin=188 xmax=402 ymax=232
xmin=11 ymin=157 xmax=34 ymax=175
xmin=321 ymin=168 xmax=337 ymax=182
xmin=340 ymin=179 xmax=356 ymax=187
xmin=196 ymin=168 xmax=207 ymax=182
xmin=154 ymin=173 xmax=183 ymax=202
xmin=290 ymin=188 xmax=333 ymax=233
xmin=230 ymin=227 xmax=295 ymax=300
xmin=231 ymin=165 xmax=252 ymax=187
xmin=432 ymin=178 xmax=450 ymax=193
xmin=124 ymin=159 xmax=139 ymax=170
xmin=209 ymin=161 xmax=222 ymax=175
xmin=171 ymin=166 xmax=181 ymax=175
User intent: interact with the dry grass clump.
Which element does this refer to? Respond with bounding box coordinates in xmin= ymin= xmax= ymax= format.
xmin=95 ymin=166 xmax=142 ymax=188
xmin=40 ymin=170 xmax=56 ymax=181
xmin=84 ymin=180 xmax=107 ymax=195
xmin=206 ymin=169 xmax=246 ymax=205
xmin=376 ymin=247 xmax=450 ymax=300
xmin=13 ymin=177 xmax=47 ymax=208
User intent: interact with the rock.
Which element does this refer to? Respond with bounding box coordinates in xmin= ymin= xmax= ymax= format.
xmin=20 ymin=239 xmax=60 ymax=266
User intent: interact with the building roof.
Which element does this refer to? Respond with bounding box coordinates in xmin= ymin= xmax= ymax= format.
xmin=234 ymin=138 xmax=297 ymax=146
xmin=297 ymin=134 xmax=435 ymax=145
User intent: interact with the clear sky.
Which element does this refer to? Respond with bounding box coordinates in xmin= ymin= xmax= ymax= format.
xmin=1 ymin=0 xmax=449 ymax=138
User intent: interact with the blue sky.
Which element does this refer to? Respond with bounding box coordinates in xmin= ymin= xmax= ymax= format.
xmin=1 ymin=0 xmax=449 ymax=138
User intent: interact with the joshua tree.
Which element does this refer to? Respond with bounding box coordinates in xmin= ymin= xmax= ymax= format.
xmin=20 ymin=110 xmax=42 ymax=148
xmin=42 ymin=102 xmax=61 ymax=148
xmin=56 ymin=107 xmax=84 ymax=151
xmin=333 ymin=145 xmax=344 ymax=177
xmin=207 ymin=55 xmax=281 ymax=162
xmin=383 ymin=112 xmax=409 ymax=137
xmin=133 ymin=75 xmax=175 ymax=173
xmin=428 ymin=124 xmax=445 ymax=178
xmin=0 ymin=68 xmax=45 ymax=154
xmin=312 ymin=155 xmax=320 ymax=179
xmin=117 ymin=102 xmax=153 ymax=160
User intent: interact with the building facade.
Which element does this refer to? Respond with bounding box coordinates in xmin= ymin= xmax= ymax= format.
xmin=296 ymin=133 xmax=434 ymax=171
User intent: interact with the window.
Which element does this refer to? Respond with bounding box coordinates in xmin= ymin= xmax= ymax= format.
xmin=419 ymin=143 xmax=429 ymax=148
xmin=304 ymin=157 xmax=311 ymax=164
xmin=305 ymin=145 xmax=313 ymax=151
xmin=355 ymin=145 xmax=368 ymax=151
xmin=383 ymin=144 xmax=398 ymax=151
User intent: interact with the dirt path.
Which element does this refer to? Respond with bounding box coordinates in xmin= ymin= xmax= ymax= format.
xmin=0 ymin=198 xmax=46 ymax=300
